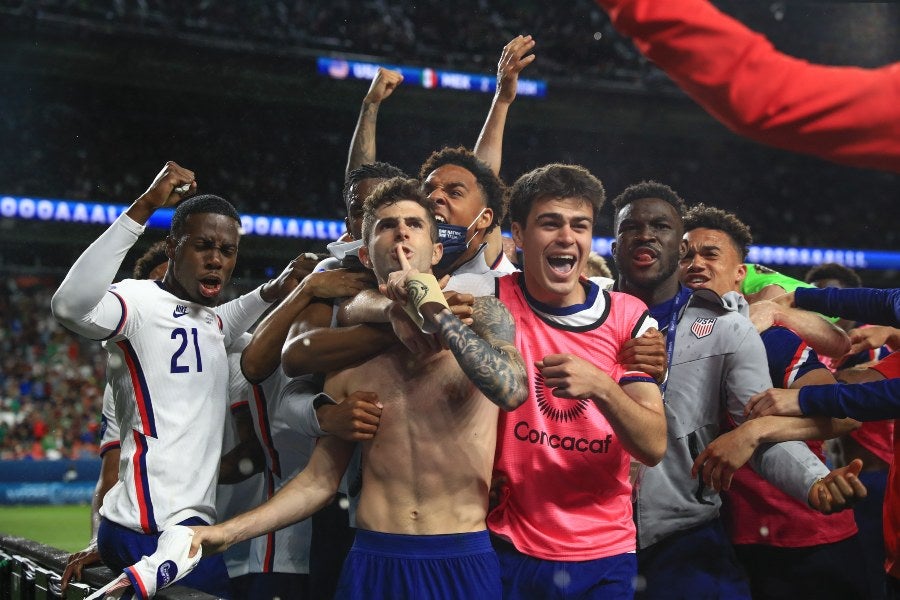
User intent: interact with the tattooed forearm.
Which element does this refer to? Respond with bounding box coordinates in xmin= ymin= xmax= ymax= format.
xmin=433 ymin=296 xmax=527 ymax=411
xmin=347 ymin=102 xmax=379 ymax=173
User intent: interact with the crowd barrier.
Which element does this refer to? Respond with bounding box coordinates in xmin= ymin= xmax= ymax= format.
xmin=0 ymin=534 xmax=215 ymax=600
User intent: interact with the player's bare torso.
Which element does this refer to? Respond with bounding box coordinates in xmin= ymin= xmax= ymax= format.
xmin=326 ymin=347 xmax=499 ymax=535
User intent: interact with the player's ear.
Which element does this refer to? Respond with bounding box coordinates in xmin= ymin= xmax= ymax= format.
xmin=358 ymin=245 xmax=372 ymax=269
xmin=165 ymin=235 xmax=177 ymax=260
xmin=511 ymin=221 xmax=525 ymax=250
xmin=431 ymin=242 xmax=444 ymax=267
xmin=475 ymin=207 xmax=493 ymax=232
xmin=735 ymin=262 xmax=747 ymax=288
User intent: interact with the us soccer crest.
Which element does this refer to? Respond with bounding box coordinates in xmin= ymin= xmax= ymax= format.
xmin=690 ymin=317 xmax=716 ymax=339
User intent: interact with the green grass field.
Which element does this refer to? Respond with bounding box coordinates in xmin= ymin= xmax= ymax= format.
xmin=0 ymin=504 xmax=92 ymax=553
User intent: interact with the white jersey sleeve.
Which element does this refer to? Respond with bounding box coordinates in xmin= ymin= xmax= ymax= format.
xmin=51 ymin=213 xmax=145 ymax=340
xmin=217 ymin=287 xmax=272 ymax=349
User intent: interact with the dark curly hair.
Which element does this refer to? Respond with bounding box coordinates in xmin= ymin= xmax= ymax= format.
xmin=418 ymin=146 xmax=505 ymax=232
xmin=612 ymin=180 xmax=685 ymax=216
xmin=343 ymin=162 xmax=409 ymax=209
xmin=683 ymin=203 xmax=753 ymax=260
xmin=132 ymin=241 xmax=169 ymax=279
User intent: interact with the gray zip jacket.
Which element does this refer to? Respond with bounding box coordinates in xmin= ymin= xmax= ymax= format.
xmin=634 ymin=288 xmax=829 ymax=549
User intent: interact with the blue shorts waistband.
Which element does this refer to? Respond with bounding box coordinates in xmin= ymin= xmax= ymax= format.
xmin=352 ymin=529 xmax=493 ymax=559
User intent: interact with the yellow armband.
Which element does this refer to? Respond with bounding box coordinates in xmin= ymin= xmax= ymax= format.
xmin=403 ymin=273 xmax=449 ymax=334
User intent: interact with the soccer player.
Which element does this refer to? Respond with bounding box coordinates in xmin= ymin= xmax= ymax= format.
xmin=51 ymin=161 xmax=295 ymax=598
xmin=806 ymin=262 xmax=894 ymax=599
xmin=189 ymin=177 xmax=528 ymax=598
xmin=60 ymin=241 xmax=169 ymax=591
xmin=238 ymin=267 xmax=374 ymax=600
xmin=609 ymin=180 xmax=864 ymax=598
xmin=486 ymin=163 xmax=666 ymax=598
xmin=680 ymin=203 xmax=867 ymax=598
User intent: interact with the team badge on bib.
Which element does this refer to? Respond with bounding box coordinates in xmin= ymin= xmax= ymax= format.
xmin=690 ymin=317 xmax=716 ymax=339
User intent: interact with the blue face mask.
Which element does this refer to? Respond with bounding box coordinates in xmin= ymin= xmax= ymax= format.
xmin=435 ymin=209 xmax=485 ymax=273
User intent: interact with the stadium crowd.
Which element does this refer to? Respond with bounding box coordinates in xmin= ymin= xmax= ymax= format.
xmin=0 ymin=276 xmax=105 ymax=460
xmin=1 ymin=0 xmax=899 ymax=599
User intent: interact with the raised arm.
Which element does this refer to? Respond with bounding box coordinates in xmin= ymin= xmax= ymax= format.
xmin=51 ymin=162 xmax=195 ymax=339
xmin=345 ymin=67 xmax=404 ymax=177
xmin=473 ymin=35 xmax=536 ymax=175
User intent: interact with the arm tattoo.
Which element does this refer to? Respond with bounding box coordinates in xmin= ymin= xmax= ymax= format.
xmin=433 ymin=296 xmax=527 ymax=411
xmin=350 ymin=102 xmax=379 ymax=168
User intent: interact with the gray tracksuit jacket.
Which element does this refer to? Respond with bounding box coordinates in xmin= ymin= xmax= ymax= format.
xmin=634 ymin=288 xmax=829 ymax=549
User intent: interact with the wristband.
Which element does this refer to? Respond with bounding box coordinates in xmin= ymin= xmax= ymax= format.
xmin=403 ymin=273 xmax=450 ymax=334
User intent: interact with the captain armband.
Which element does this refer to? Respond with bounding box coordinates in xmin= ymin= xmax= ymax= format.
xmin=403 ymin=273 xmax=450 ymax=334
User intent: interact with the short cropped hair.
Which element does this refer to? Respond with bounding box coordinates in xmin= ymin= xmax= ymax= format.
xmin=507 ymin=163 xmax=605 ymax=226
xmin=343 ymin=162 xmax=409 ymax=208
xmin=361 ymin=177 xmax=438 ymax=244
xmin=683 ymin=203 xmax=753 ymax=260
xmin=611 ymin=181 xmax=685 ymax=217
xmin=133 ymin=241 xmax=169 ymax=279
xmin=419 ymin=146 xmax=506 ymax=231
xmin=170 ymin=194 xmax=240 ymax=237
xmin=804 ymin=263 xmax=862 ymax=288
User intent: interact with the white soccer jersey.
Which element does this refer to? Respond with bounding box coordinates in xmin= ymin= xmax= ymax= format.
xmin=247 ymin=369 xmax=318 ymax=575
xmin=217 ymin=342 xmax=265 ymax=578
xmin=99 ymin=384 xmax=120 ymax=456
xmin=99 ymin=278 xmax=233 ymax=533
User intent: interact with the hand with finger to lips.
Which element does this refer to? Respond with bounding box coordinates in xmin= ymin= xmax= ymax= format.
xmin=384 ymin=244 xmax=449 ymax=334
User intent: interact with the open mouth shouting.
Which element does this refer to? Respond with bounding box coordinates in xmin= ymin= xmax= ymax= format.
xmin=547 ymin=253 xmax=577 ymax=276
xmin=199 ymin=275 xmax=223 ymax=298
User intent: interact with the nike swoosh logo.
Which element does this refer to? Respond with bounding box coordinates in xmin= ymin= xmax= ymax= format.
xmin=173 ymin=310 xmax=189 ymax=318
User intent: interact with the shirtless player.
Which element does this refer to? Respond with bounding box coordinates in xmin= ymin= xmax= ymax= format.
xmin=188 ymin=177 xmax=528 ymax=598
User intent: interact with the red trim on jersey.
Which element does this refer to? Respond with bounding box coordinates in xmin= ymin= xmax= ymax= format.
xmin=126 ymin=565 xmax=150 ymax=599
xmin=263 ymin=470 xmax=277 ymax=573
xmin=252 ymin=385 xmax=281 ymax=478
xmin=783 ymin=343 xmax=811 ymax=388
xmin=117 ymin=340 xmax=157 ymax=438
xmin=100 ymin=290 xmax=128 ymax=341
xmin=230 ymin=400 xmax=250 ymax=413
xmin=99 ymin=440 xmax=121 ymax=456
xmin=132 ymin=430 xmax=157 ymax=533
